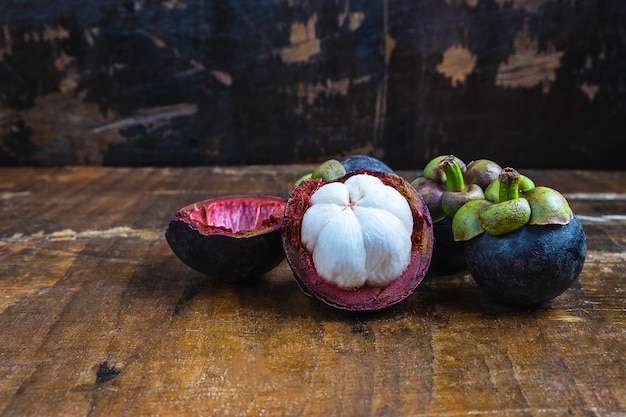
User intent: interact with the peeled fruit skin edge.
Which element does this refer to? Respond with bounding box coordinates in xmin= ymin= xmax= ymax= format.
xmin=282 ymin=169 xmax=434 ymax=311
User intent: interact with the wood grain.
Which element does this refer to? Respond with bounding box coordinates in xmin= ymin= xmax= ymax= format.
xmin=0 ymin=166 xmax=624 ymax=416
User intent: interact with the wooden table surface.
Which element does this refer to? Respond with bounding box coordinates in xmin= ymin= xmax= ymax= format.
xmin=0 ymin=166 xmax=624 ymax=417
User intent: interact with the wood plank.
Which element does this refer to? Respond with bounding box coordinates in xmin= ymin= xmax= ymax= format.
xmin=0 ymin=166 xmax=624 ymax=416
xmin=1 ymin=2 xmax=625 ymax=170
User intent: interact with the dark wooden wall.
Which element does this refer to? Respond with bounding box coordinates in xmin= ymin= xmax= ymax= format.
xmin=1 ymin=0 xmax=624 ymax=169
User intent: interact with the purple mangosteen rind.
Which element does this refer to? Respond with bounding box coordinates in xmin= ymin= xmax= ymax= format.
xmin=465 ymin=216 xmax=587 ymax=306
xmin=282 ymin=169 xmax=434 ymax=311
xmin=165 ymin=195 xmax=287 ymax=281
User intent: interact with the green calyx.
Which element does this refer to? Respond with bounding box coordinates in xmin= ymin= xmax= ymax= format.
xmin=312 ymin=159 xmax=346 ymax=181
xmin=479 ymin=198 xmax=531 ymax=236
xmin=525 ymin=186 xmax=573 ymax=225
xmin=294 ymin=159 xmax=347 ymax=187
xmin=413 ymin=155 xmax=485 ymax=222
xmin=294 ymin=173 xmax=313 ymax=187
xmin=441 ymin=184 xmax=484 ymax=218
xmin=464 ymin=159 xmax=502 ymax=190
xmin=452 ymin=167 xmax=573 ymax=241
xmin=485 ymin=172 xmax=535 ymax=202
xmin=452 ymin=199 xmax=492 ymax=241
xmin=423 ymin=155 xmax=466 ymax=184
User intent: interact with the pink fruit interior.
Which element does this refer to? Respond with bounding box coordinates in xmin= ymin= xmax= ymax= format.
xmin=177 ymin=196 xmax=286 ymax=236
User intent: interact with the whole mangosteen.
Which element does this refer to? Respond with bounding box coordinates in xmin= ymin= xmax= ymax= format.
xmin=282 ymin=169 xmax=434 ymax=311
xmin=453 ymin=168 xmax=587 ymax=306
xmin=165 ymin=195 xmax=287 ymax=281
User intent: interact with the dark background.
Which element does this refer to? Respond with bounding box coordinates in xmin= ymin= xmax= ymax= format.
xmin=1 ymin=0 xmax=624 ymax=170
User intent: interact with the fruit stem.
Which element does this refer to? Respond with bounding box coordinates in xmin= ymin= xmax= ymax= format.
xmin=438 ymin=155 xmax=465 ymax=192
xmin=498 ymin=168 xmax=521 ymax=202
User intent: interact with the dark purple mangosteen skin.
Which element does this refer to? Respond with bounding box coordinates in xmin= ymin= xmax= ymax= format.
xmin=431 ymin=217 xmax=467 ymax=273
xmin=465 ymin=215 xmax=586 ymax=306
xmin=339 ymin=155 xmax=394 ymax=173
xmin=165 ymin=219 xmax=285 ymax=281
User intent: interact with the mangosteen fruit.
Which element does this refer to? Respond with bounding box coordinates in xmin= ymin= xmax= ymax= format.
xmin=282 ymin=169 xmax=434 ymax=311
xmin=165 ymin=195 xmax=287 ymax=281
xmin=338 ymin=154 xmax=394 ymax=174
xmin=453 ymin=168 xmax=587 ymax=306
xmin=411 ymin=155 xmax=484 ymax=273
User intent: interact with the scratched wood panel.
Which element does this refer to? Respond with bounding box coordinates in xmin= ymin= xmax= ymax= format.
xmin=1 ymin=1 xmax=625 ymax=169
xmin=0 ymin=166 xmax=625 ymax=416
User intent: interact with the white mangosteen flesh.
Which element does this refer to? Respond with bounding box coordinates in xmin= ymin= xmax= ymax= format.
xmin=300 ymin=173 xmax=413 ymax=290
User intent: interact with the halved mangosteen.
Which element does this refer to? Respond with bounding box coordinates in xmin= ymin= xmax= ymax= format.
xmin=282 ymin=169 xmax=434 ymax=311
xmin=165 ymin=195 xmax=287 ymax=281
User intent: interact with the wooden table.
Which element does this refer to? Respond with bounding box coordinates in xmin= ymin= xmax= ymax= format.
xmin=0 ymin=166 xmax=624 ymax=416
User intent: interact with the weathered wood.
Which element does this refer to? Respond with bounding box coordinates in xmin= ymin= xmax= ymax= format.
xmin=1 ymin=1 xmax=625 ymax=169
xmin=0 ymin=166 xmax=625 ymax=416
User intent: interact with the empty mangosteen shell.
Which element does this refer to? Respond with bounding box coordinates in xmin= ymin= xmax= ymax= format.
xmin=465 ymin=215 xmax=586 ymax=306
xmin=281 ymin=169 xmax=434 ymax=311
xmin=165 ymin=195 xmax=286 ymax=281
